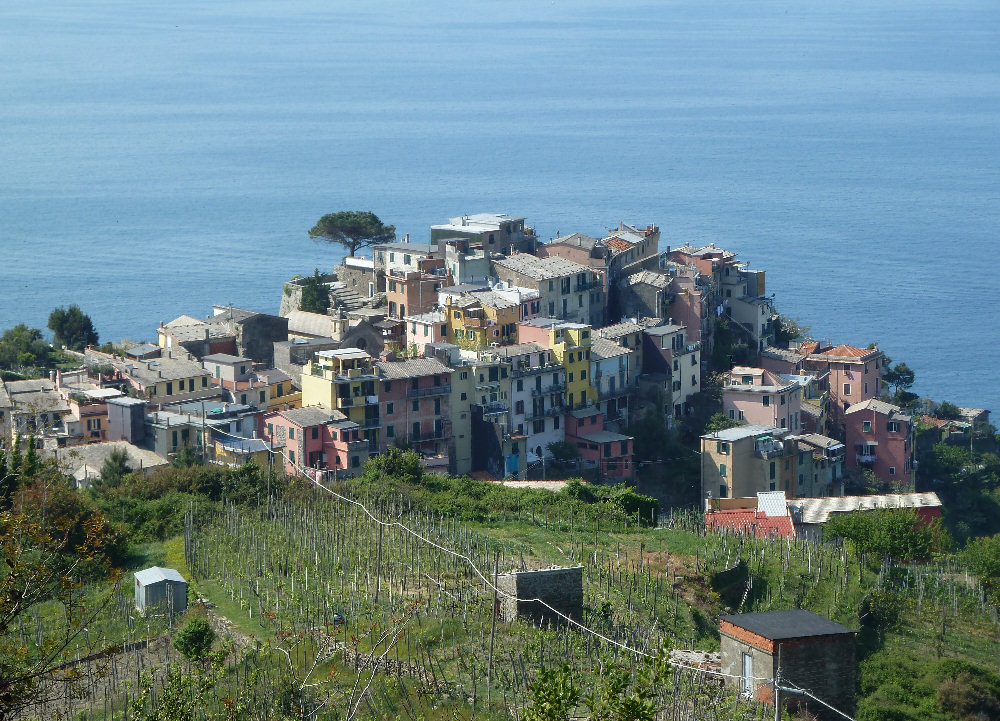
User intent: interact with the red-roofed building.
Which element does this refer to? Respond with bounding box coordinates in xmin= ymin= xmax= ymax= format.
xmin=704 ymin=508 xmax=796 ymax=539
xmin=806 ymin=344 xmax=883 ymax=430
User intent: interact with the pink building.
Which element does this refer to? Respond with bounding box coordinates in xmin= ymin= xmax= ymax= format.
xmin=386 ymin=258 xmax=451 ymax=320
xmin=844 ymin=399 xmax=914 ymax=490
xmin=375 ymin=357 xmax=453 ymax=460
xmin=723 ymin=367 xmax=802 ymax=431
xmin=261 ymin=405 xmax=369 ymax=478
xmin=806 ymin=344 xmax=882 ymax=430
xmin=565 ymin=406 xmax=634 ymax=480
xmin=404 ymin=311 xmax=448 ymax=355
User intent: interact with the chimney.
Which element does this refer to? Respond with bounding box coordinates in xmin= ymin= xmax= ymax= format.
xmin=204 ymin=329 xmax=209 ymax=340
xmin=55 ymin=369 xmax=62 ymax=390
xmin=404 ymin=233 xmax=409 ymax=243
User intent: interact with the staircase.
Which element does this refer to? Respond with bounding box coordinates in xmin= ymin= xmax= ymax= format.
xmin=328 ymin=282 xmax=367 ymax=312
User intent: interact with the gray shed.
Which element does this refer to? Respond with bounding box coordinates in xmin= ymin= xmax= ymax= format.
xmin=134 ymin=566 xmax=188 ymax=614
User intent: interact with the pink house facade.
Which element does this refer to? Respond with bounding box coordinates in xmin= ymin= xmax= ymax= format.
xmin=722 ymin=367 xmax=802 ymax=432
xmin=375 ymin=357 xmax=453 ymax=460
xmin=565 ymin=406 xmax=634 ymax=480
xmin=844 ymin=399 xmax=914 ymax=490
xmin=806 ymin=344 xmax=882 ymax=430
xmin=404 ymin=311 xmax=448 ymax=355
xmin=261 ymin=405 xmax=369 ymax=478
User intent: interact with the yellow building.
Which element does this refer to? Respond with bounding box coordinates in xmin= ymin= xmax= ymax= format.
xmin=301 ymin=349 xmax=380 ymax=447
xmin=445 ymin=292 xmax=521 ymax=350
xmin=518 ymin=318 xmax=596 ymax=410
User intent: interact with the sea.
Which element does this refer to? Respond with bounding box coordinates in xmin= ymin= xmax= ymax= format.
xmin=1 ymin=0 xmax=998 ymax=414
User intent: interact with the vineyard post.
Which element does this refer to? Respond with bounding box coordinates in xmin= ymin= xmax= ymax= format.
xmin=488 ymin=551 xmax=499 ymax=705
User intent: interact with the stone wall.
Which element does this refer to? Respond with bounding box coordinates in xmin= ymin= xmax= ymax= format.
xmin=279 ymin=273 xmax=336 ymax=317
xmin=720 ymin=622 xmax=856 ymax=721
xmin=497 ymin=566 xmax=583 ymax=626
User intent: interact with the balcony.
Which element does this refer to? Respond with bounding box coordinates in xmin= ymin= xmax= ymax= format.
xmin=856 ymin=453 xmax=877 ymax=465
xmin=754 ymin=440 xmax=786 ymax=459
xmin=406 ymin=384 xmax=451 ymax=398
xmin=598 ymin=386 xmax=632 ymax=400
xmin=410 ymin=429 xmax=448 ymax=442
xmin=336 ymin=395 xmax=379 ymax=409
xmin=347 ymin=439 xmax=370 ymax=452
xmin=574 ymin=279 xmax=602 ymax=292
xmin=524 ymin=406 xmax=565 ymax=422
xmin=479 ymin=402 xmax=508 ymax=416
xmin=512 ymin=363 xmax=560 ymax=378
xmin=531 ymin=383 xmax=566 ymax=397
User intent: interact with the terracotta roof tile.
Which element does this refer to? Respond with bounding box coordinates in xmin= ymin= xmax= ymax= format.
xmin=605 ymin=237 xmax=632 ymax=253
xmin=813 ymin=344 xmax=876 ymax=359
xmin=705 ymin=509 xmax=795 ymax=538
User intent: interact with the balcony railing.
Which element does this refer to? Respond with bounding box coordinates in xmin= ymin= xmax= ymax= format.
xmin=599 ymin=386 xmax=632 ymax=400
xmin=574 ymin=280 xmax=602 ymax=292
xmin=531 ymin=383 xmax=566 ymax=397
xmin=336 ymin=395 xmax=379 ymax=408
xmin=523 ymin=406 xmax=565 ymax=422
xmin=856 ymin=453 xmax=877 ymax=464
xmin=479 ymin=402 xmax=508 ymax=415
xmin=512 ymin=363 xmax=561 ymax=378
xmin=406 ymin=384 xmax=451 ymax=398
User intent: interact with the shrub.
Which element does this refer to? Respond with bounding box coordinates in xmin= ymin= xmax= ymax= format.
xmin=173 ymin=618 xmax=215 ymax=661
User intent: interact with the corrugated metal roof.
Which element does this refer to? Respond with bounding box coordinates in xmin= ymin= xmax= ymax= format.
xmin=134 ymin=566 xmax=187 ymax=585
xmin=788 ymin=492 xmax=942 ymax=525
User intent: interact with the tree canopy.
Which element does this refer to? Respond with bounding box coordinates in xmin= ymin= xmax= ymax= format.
xmin=823 ymin=508 xmax=948 ymax=561
xmin=936 ymin=401 xmax=963 ymax=421
xmin=299 ymin=268 xmax=330 ymax=314
xmin=308 ymin=210 xmax=395 ymax=256
xmin=883 ymin=361 xmax=916 ymax=395
xmin=0 ymin=324 xmax=53 ymax=371
xmin=47 ymin=304 xmax=98 ymax=350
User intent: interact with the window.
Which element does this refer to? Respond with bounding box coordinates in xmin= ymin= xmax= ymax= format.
xmin=692 ymin=375 xmax=697 ymax=386
xmin=516 ymin=379 xmax=523 ymax=391
xmin=784 ymin=459 xmax=790 ymax=470
xmin=769 ymin=461 xmax=776 ymax=479
xmin=434 ymin=398 xmax=441 ymax=414
xmin=604 ymin=443 xmax=612 ymax=458
xmin=386 ymin=425 xmax=395 ymax=438
xmin=843 ymin=383 xmax=851 ymax=396
xmin=240 ymin=394 xmax=247 ymax=405
xmin=719 ymin=484 xmax=728 ymax=498
xmin=887 ymin=421 xmax=900 ymax=433
xmin=411 ymin=399 xmax=419 ymax=412
xmin=717 ymin=441 xmax=729 ymax=454
xmin=568 ymin=373 xmax=574 ymax=382
xmin=889 ymin=466 xmax=896 ymax=476
xmin=411 ymin=378 xmax=419 ymax=390
xmin=289 ymin=450 xmax=295 ymax=465
xmin=862 ymin=420 xmax=872 ymax=433
xmin=166 ymin=382 xmax=173 ymax=395
xmin=460 ymin=371 xmax=468 ymax=380
xmin=267 ymin=423 xmax=273 ymax=436
xmin=780 ymin=394 xmax=786 ymax=405
xmin=351 ymin=455 xmax=360 ymax=467
xmin=691 ymin=354 xmax=697 ymax=366
xmin=580 ymin=370 xmax=587 ymax=380
xmin=330 ymin=430 xmax=338 ymax=441
xmin=729 ymin=409 xmax=735 ymax=419
xmin=311 ymin=427 xmax=319 ymax=439
xmin=864 ymin=382 xmax=869 ymax=394
xmin=434 ymin=374 xmax=441 ymax=386
xmin=553 ymin=416 xmax=560 ymax=429
xmin=719 ymin=463 xmax=727 ymax=477
xmin=620 ymin=441 xmax=628 ymax=455
xmin=386 ymin=402 xmax=394 ymax=415
xmin=515 ymin=400 xmax=524 ymax=414
xmin=762 ymin=395 xmax=770 ymax=406
xmin=259 ymin=390 xmax=266 ymax=403
xmin=460 ymin=392 xmax=467 ymax=400
xmin=202 ymin=377 xmax=207 ymax=387
xmin=738 ymin=410 xmax=744 ymax=421
xmin=404 ymin=254 xmax=411 ymax=265
xmin=240 ymin=365 xmax=246 ymax=375
xmin=289 ymin=427 xmax=295 ymax=439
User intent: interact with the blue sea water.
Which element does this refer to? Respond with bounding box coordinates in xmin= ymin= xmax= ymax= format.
xmin=1 ymin=0 xmax=998 ymax=413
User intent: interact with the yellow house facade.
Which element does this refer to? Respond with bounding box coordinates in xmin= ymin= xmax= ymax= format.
xmin=300 ymin=349 xmax=380 ymax=446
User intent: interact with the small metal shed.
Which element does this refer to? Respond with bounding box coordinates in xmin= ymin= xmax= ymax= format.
xmin=134 ymin=566 xmax=188 ymax=614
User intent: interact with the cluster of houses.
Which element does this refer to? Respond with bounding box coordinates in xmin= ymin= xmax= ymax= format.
xmin=0 ymin=211 xmax=987 ymax=502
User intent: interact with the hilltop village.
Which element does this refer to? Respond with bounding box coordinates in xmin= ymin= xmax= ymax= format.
xmin=2 ymin=212 xmax=997 ymax=721
xmin=2 ymin=212 xmax=987 ymax=509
